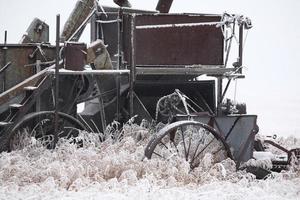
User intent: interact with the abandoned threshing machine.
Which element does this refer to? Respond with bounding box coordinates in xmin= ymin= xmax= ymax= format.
xmin=0 ymin=0 xmax=299 ymax=177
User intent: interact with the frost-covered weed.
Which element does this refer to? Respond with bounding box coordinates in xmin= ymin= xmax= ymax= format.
xmin=0 ymin=127 xmax=299 ymax=199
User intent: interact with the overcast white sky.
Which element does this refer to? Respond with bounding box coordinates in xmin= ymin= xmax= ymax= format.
xmin=0 ymin=0 xmax=299 ymax=137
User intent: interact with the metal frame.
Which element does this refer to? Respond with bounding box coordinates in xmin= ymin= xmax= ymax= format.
xmin=0 ymin=3 xmax=255 ymax=162
xmin=119 ymin=12 xmax=246 ymax=118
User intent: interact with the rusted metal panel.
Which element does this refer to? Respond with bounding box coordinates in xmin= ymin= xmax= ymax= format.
xmin=65 ymin=42 xmax=86 ymax=71
xmin=123 ymin=14 xmax=224 ymax=66
xmin=135 ymin=24 xmax=223 ymax=66
xmin=0 ymin=44 xmax=55 ymax=91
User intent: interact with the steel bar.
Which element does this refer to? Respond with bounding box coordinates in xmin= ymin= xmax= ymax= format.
xmin=24 ymin=60 xmax=55 ymax=67
xmin=195 ymin=91 xmax=214 ymax=115
xmin=220 ymin=79 xmax=232 ymax=103
xmin=264 ymin=140 xmax=289 ymax=154
xmin=180 ymin=127 xmax=188 ymax=161
xmin=190 ymin=133 xmax=205 ymax=165
xmin=192 ymin=137 xmax=215 ymax=163
xmin=90 ymin=13 xmax=97 ymax=42
xmin=90 ymin=64 xmax=107 ymax=133
xmin=2 ymin=30 xmax=8 ymax=92
xmin=47 ymin=69 xmax=130 ymax=75
xmin=238 ymin=22 xmax=244 ymax=73
xmin=129 ymin=15 xmax=136 ymax=117
xmin=217 ymin=77 xmax=222 ymax=116
xmin=135 ymin=67 xmax=234 ymax=76
xmin=139 ymin=64 xmax=224 ymax=68
xmin=116 ymin=8 xmax=123 ymax=121
xmin=0 ymin=62 xmax=11 ymax=74
xmin=4 ymin=30 xmax=7 ymax=43
xmin=136 ymin=21 xmax=223 ymax=30
xmin=224 ymin=20 xmax=235 ymax=67
xmin=54 ymin=14 xmax=60 ymax=148
xmin=225 ymin=116 xmax=241 ymax=140
xmin=132 ymin=91 xmax=152 ymax=120
xmin=35 ymin=60 xmax=41 ymax=112
xmin=96 ymin=19 xmax=121 ymax=24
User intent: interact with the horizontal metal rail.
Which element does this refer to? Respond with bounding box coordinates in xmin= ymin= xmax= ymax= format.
xmin=136 ymin=21 xmax=223 ymax=29
xmin=136 ymin=67 xmax=235 ymax=76
xmin=47 ymin=69 xmax=130 ymax=75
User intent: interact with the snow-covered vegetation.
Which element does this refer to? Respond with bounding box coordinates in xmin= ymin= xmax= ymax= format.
xmin=0 ymin=122 xmax=299 ymax=200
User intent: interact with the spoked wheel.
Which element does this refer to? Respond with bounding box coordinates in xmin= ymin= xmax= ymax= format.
xmin=9 ymin=111 xmax=87 ymax=151
xmin=145 ymin=120 xmax=232 ymax=170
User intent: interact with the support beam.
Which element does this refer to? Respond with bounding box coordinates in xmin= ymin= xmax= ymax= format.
xmin=129 ymin=15 xmax=136 ymax=117
xmin=217 ymin=77 xmax=222 ymax=116
xmin=238 ymin=22 xmax=244 ymax=73
xmin=54 ymin=14 xmax=60 ymax=147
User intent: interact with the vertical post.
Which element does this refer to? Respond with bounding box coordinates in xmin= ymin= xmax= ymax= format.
xmin=129 ymin=14 xmax=136 ymax=117
xmin=91 ymin=63 xmax=107 ymax=132
xmin=238 ymin=22 xmax=244 ymax=73
xmin=217 ymin=77 xmax=222 ymax=116
xmin=90 ymin=14 xmax=97 ymax=43
xmin=2 ymin=31 xmax=8 ymax=92
xmin=36 ymin=60 xmax=41 ymax=112
xmin=4 ymin=31 xmax=7 ymax=44
xmin=54 ymin=14 xmax=60 ymax=147
xmin=116 ymin=8 xmax=123 ymax=121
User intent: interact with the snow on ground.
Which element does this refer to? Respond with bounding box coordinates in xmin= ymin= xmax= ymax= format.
xmin=0 ymin=123 xmax=299 ymax=200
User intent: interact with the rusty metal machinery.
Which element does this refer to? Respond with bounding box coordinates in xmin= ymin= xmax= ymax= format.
xmin=0 ymin=0 xmax=298 ymax=179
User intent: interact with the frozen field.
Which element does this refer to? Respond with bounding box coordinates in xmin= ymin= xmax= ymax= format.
xmin=0 ymin=124 xmax=299 ymax=200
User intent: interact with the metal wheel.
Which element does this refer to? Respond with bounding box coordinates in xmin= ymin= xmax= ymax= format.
xmin=9 ymin=111 xmax=87 ymax=150
xmin=145 ymin=120 xmax=232 ymax=169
